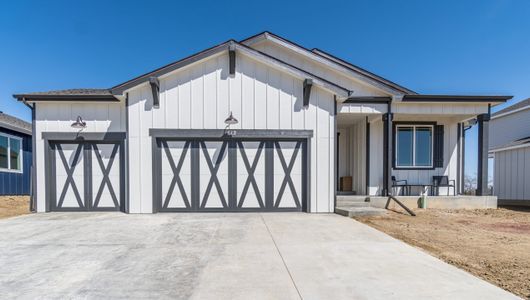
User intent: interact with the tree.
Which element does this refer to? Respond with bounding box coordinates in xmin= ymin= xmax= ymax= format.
xmin=464 ymin=173 xmax=477 ymax=195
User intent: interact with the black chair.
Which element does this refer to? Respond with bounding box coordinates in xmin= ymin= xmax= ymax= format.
xmin=432 ymin=176 xmax=456 ymax=196
xmin=391 ymin=176 xmax=409 ymax=196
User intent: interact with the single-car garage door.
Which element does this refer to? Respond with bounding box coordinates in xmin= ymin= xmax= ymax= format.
xmin=153 ymin=137 xmax=308 ymax=212
xmin=47 ymin=141 xmax=124 ymax=211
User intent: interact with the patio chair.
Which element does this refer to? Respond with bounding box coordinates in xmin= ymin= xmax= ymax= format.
xmin=432 ymin=176 xmax=456 ymax=196
xmin=391 ymin=176 xmax=409 ymax=196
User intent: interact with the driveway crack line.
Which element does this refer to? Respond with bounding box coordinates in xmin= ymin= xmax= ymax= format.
xmin=260 ymin=214 xmax=303 ymax=300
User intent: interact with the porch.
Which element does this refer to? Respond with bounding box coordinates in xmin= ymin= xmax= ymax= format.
xmin=335 ymin=97 xmax=493 ymax=202
xmin=334 ymin=194 xmax=498 ymax=217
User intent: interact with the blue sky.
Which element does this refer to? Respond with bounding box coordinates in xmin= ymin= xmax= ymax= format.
xmin=1 ymin=0 xmax=529 ymax=176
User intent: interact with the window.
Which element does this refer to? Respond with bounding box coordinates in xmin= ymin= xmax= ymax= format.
xmin=396 ymin=125 xmax=433 ymax=168
xmin=0 ymin=133 xmax=23 ymax=172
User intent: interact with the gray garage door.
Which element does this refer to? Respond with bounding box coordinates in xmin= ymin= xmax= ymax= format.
xmin=153 ymin=138 xmax=308 ymax=212
xmin=48 ymin=141 xmax=124 ymax=211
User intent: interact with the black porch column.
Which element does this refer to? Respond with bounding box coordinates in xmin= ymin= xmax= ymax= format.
xmin=476 ymin=113 xmax=490 ymax=196
xmin=382 ymin=112 xmax=393 ymax=196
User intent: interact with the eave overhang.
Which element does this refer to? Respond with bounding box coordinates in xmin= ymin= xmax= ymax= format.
xmin=401 ymin=94 xmax=512 ymax=103
xmin=13 ymin=94 xmax=119 ymax=102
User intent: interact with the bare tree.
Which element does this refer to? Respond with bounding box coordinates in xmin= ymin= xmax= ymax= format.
xmin=464 ymin=173 xmax=477 ymax=195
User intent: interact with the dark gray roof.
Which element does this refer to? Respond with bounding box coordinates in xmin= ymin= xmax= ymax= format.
xmin=492 ymin=98 xmax=530 ymax=117
xmin=0 ymin=112 xmax=31 ymax=135
xmin=18 ymin=88 xmax=111 ymax=96
xmin=13 ymin=89 xmax=117 ymax=101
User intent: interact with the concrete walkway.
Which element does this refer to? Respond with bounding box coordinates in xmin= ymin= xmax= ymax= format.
xmin=0 ymin=213 xmax=518 ymax=300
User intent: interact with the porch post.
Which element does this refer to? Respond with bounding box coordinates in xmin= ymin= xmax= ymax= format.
xmin=476 ymin=113 xmax=490 ymax=196
xmin=382 ymin=112 xmax=393 ymax=196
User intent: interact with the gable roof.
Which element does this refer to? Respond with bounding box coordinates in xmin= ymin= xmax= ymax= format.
xmin=491 ymin=98 xmax=530 ymax=119
xmin=110 ymin=40 xmax=234 ymax=94
xmin=0 ymin=112 xmax=31 ymax=135
xmin=110 ymin=40 xmax=351 ymax=98
xmin=240 ymin=31 xmax=415 ymax=95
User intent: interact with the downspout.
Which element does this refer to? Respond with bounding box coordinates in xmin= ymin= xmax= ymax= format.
xmin=22 ymin=99 xmax=37 ymax=212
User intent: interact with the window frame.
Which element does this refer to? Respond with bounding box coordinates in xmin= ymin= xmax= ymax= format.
xmin=0 ymin=132 xmax=23 ymax=173
xmin=393 ymin=123 xmax=435 ymax=170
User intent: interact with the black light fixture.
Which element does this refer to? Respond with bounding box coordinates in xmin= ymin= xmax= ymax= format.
xmin=224 ymin=111 xmax=238 ymax=125
xmin=71 ymin=116 xmax=86 ymax=129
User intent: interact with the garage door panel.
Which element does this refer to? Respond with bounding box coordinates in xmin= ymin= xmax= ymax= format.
xmin=54 ymin=143 xmax=85 ymax=209
xmin=273 ymin=141 xmax=302 ymax=209
xmin=237 ymin=141 xmax=265 ymax=208
xmin=91 ymin=143 xmax=121 ymax=210
xmin=199 ymin=141 xmax=229 ymax=208
xmin=161 ymin=141 xmax=191 ymax=209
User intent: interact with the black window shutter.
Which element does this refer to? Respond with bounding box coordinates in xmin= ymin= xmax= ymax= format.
xmin=433 ymin=125 xmax=444 ymax=168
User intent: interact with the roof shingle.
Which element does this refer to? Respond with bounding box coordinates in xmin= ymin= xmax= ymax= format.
xmin=0 ymin=112 xmax=31 ymax=135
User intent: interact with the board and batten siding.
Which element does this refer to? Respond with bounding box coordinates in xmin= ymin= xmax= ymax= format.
xmin=34 ymin=102 xmax=126 ymax=212
xmin=494 ymin=147 xmax=530 ymax=201
xmin=127 ymin=52 xmax=336 ymax=213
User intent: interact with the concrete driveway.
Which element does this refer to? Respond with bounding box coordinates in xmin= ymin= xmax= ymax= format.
xmin=0 ymin=213 xmax=518 ymax=300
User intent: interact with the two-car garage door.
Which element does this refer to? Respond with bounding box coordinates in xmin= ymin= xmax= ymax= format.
xmin=153 ymin=138 xmax=308 ymax=212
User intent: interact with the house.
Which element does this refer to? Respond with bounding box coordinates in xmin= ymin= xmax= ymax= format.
xmin=13 ymin=32 xmax=511 ymax=213
xmin=489 ymin=98 xmax=530 ymax=206
xmin=0 ymin=111 xmax=32 ymax=196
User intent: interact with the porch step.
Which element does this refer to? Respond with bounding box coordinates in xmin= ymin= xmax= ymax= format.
xmin=335 ymin=201 xmax=371 ymax=208
xmin=336 ymin=195 xmax=369 ymax=203
xmin=335 ymin=206 xmax=387 ymax=217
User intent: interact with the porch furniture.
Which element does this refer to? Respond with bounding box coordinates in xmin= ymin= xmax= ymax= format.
xmin=340 ymin=176 xmax=352 ymax=192
xmin=391 ymin=176 xmax=409 ymax=196
xmin=432 ymin=176 xmax=456 ymax=196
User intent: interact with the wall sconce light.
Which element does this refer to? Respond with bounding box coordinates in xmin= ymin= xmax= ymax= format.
xmin=71 ymin=116 xmax=87 ymax=129
xmin=224 ymin=111 xmax=238 ymax=126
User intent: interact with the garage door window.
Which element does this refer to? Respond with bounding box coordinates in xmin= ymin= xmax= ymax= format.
xmin=0 ymin=133 xmax=22 ymax=172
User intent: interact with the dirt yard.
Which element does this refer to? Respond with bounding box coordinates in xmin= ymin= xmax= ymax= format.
xmin=0 ymin=196 xmax=30 ymax=219
xmin=355 ymin=208 xmax=530 ymax=299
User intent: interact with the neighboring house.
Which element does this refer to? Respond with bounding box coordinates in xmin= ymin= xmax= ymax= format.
xmin=0 ymin=111 xmax=32 ymax=195
xmin=489 ymin=98 xmax=530 ymax=206
xmin=13 ymin=32 xmax=511 ymax=213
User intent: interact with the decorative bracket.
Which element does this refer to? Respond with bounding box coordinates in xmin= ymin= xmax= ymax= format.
xmin=229 ymin=44 xmax=236 ymax=75
xmin=149 ymin=76 xmax=160 ymax=107
xmin=303 ymin=78 xmax=313 ymax=108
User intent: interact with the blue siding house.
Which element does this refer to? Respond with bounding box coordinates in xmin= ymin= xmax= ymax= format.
xmin=0 ymin=112 xmax=32 ymax=195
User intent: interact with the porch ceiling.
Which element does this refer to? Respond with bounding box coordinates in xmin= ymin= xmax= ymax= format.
xmin=337 ymin=113 xmax=369 ymax=126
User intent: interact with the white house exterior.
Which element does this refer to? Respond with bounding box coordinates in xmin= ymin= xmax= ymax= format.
xmin=490 ymin=98 xmax=530 ymax=206
xmin=14 ymin=32 xmax=511 ymax=213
